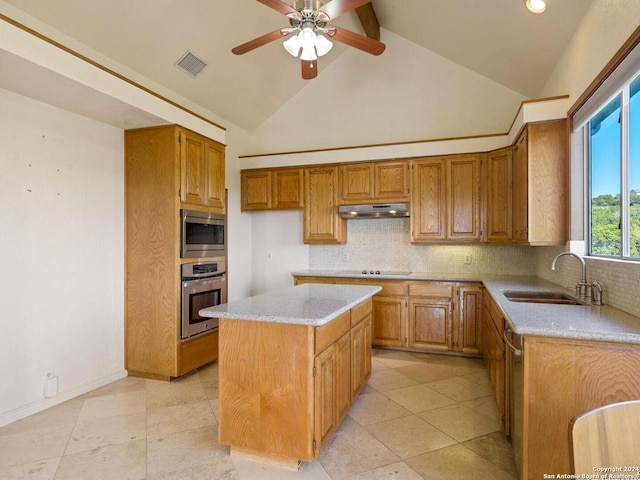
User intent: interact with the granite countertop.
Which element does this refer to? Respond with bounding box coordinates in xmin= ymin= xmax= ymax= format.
xmin=291 ymin=270 xmax=640 ymax=345
xmin=291 ymin=269 xmax=484 ymax=282
xmin=482 ymin=276 xmax=640 ymax=345
xmin=199 ymin=283 xmax=382 ymax=326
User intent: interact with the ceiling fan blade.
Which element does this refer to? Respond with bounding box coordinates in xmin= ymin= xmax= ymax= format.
xmin=256 ymin=0 xmax=298 ymax=16
xmin=301 ymin=59 xmax=318 ymax=80
xmin=232 ymin=29 xmax=287 ymax=55
xmin=330 ymin=26 xmax=385 ymax=55
xmin=320 ymin=0 xmax=372 ymax=20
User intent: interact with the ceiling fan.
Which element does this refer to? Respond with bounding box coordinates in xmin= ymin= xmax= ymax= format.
xmin=232 ymin=0 xmax=386 ymax=80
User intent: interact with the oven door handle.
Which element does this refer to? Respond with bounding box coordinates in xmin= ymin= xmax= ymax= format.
xmin=182 ymin=275 xmax=226 ymax=289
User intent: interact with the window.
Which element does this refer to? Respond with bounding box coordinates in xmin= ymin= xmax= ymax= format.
xmin=588 ymin=74 xmax=640 ymax=259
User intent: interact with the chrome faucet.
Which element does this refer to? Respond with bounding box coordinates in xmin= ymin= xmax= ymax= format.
xmin=551 ymin=252 xmax=589 ymax=298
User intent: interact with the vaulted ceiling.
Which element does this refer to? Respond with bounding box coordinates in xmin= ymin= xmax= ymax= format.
xmin=3 ymin=0 xmax=592 ymax=131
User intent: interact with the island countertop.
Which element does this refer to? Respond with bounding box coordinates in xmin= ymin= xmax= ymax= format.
xmin=199 ymin=283 xmax=382 ymax=326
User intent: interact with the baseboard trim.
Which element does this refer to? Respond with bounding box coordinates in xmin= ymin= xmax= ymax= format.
xmin=0 ymin=369 xmax=128 ymax=428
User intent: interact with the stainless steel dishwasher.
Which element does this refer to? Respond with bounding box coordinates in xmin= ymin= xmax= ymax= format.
xmin=504 ymin=328 xmax=523 ymax=477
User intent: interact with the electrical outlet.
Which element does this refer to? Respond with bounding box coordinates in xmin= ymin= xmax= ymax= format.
xmin=266 ymin=251 xmax=273 ymax=261
xmin=342 ymin=251 xmax=349 ymax=262
xmin=44 ymin=372 xmax=58 ymax=398
xmin=464 ymin=254 xmax=472 ymax=265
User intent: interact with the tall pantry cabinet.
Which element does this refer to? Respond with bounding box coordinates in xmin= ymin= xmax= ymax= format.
xmin=125 ymin=125 xmax=225 ymax=380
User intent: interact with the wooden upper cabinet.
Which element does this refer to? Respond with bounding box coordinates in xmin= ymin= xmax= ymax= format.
xmin=340 ymin=163 xmax=375 ymax=203
xmin=447 ymin=154 xmax=481 ymax=241
xmin=304 ymin=166 xmax=346 ymax=244
xmin=180 ymin=129 xmax=225 ymax=212
xmin=375 ymin=161 xmax=410 ymax=201
xmin=339 ymin=160 xmax=409 ymax=204
xmin=241 ymin=170 xmax=271 ymax=211
xmin=204 ymin=140 xmax=225 ymax=211
xmin=410 ymin=157 xmax=447 ymax=242
xmin=485 ymin=148 xmax=513 ymax=243
xmin=512 ymin=130 xmax=528 ymax=243
xmin=513 ymin=119 xmax=567 ymax=245
xmin=272 ymin=167 xmax=304 ymax=209
xmin=241 ymin=167 xmax=303 ymax=211
xmin=411 ymin=154 xmax=480 ymax=243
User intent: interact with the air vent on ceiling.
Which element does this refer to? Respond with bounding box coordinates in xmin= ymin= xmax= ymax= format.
xmin=174 ymin=50 xmax=208 ymax=78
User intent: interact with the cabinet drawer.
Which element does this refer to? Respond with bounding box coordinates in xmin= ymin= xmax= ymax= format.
xmin=336 ymin=279 xmax=407 ymax=296
xmin=315 ymin=311 xmax=350 ymax=353
xmin=351 ymin=298 xmax=372 ymax=326
xmin=409 ymin=282 xmax=454 ymax=298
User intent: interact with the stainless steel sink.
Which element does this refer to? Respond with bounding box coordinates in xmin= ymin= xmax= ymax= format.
xmin=503 ymin=290 xmax=583 ymax=305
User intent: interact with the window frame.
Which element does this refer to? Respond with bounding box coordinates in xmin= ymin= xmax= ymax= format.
xmin=585 ymin=75 xmax=639 ymax=260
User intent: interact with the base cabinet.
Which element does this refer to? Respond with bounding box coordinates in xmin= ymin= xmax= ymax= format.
xmin=218 ymin=299 xmax=372 ymax=465
xmin=482 ymin=291 xmax=507 ymax=432
xmin=518 ymin=337 xmax=640 ymax=479
xmin=293 ymin=276 xmax=482 ymax=355
xmin=372 ymin=295 xmax=406 ymax=347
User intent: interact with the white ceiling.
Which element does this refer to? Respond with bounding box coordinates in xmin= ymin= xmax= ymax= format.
xmin=3 ymin=0 xmax=592 ymax=132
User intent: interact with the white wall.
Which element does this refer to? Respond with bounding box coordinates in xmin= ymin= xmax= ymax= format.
xmin=249 ymin=29 xmax=525 ymax=155
xmin=541 ymin=0 xmax=640 ymax=102
xmin=0 ymin=88 xmax=126 ymax=426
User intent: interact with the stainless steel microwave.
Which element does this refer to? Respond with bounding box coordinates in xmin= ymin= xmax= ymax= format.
xmin=181 ymin=209 xmax=226 ymax=258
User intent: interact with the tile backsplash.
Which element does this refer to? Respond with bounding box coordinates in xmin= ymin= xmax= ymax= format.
xmin=308 ymin=218 xmax=640 ymax=318
xmin=309 ymin=218 xmax=536 ymax=276
xmin=535 ymin=246 xmax=640 ymax=318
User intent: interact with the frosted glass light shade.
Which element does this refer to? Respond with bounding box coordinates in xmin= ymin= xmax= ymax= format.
xmin=300 ymin=45 xmax=317 ymax=61
xmin=283 ymin=34 xmax=301 ymax=57
xmin=315 ymin=34 xmax=333 ymax=57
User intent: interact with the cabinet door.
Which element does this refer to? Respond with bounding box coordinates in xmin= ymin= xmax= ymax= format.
xmin=455 ymin=284 xmax=483 ymax=354
xmin=340 ymin=163 xmax=375 ymax=203
xmin=180 ymin=130 xmax=206 ymax=205
xmin=485 ymin=148 xmax=513 ymax=243
xmin=375 ymin=161 xmax=409 ymax=201
xmin=512 ymin=129 xmax=528 ymax=243
xmin=408 ymin=298 xmax=452 ymax=351
xmin=527 ymin=120 xmax=567 ymax=245
xmin=204 ymin=140 xmax=225 ymax=211
xmin=351 ymin=315 xmax=371 ymax=399
xmin=482 ymin=303 xmax=506 ymax=432
xmin=411 ymin=158 xmax=446 ymax=242
xmin=273 ymin=168 xmax=304 ymax=210
xmin=314 ymin=346 xmax=337 ymax=453
xmin=447 ymin=154 xmax=481 ymax=241
xmin=335 ymin=333 xmax=351 ymax=423
xmin=371 ymin=295 xmax=406 ymax=347
xmin=304 ymin=166 xmax=346 ymax=244
xmin=241 ymin=170 xmax=272 ymax=211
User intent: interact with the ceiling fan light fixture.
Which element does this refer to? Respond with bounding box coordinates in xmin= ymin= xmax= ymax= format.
xmin=526 ymin=0 xmax=546 ymax=13
xmin=283 ymin=34 xmax=301 ymax=57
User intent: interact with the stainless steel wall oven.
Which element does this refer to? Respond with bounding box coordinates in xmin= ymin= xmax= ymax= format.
xmin=181 ymin=260 xmax=226 ymax=340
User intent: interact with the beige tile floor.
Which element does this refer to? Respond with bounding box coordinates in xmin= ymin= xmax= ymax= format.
xmin=0 ymin=349 xmax=518 ymax=480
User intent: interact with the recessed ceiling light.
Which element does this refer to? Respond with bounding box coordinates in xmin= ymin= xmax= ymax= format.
xmin=526 ymin=0 xmax=546 ymax=13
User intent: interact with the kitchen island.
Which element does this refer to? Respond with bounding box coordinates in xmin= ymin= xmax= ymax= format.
xmin=199 ymin=283 xmax=381 ymax=467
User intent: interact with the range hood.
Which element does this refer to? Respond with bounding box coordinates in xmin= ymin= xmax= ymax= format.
xmin=338 ymin=203 xmax=410 ymax=219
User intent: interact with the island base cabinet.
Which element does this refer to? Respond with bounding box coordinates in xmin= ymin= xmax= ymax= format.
xmin=218 ymin=319 xmax=314 ymax=466
xmin=520 ymin=337 xmax=640 ymax=479
xmin=217 ymin=299 xmax=373 ymax=466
